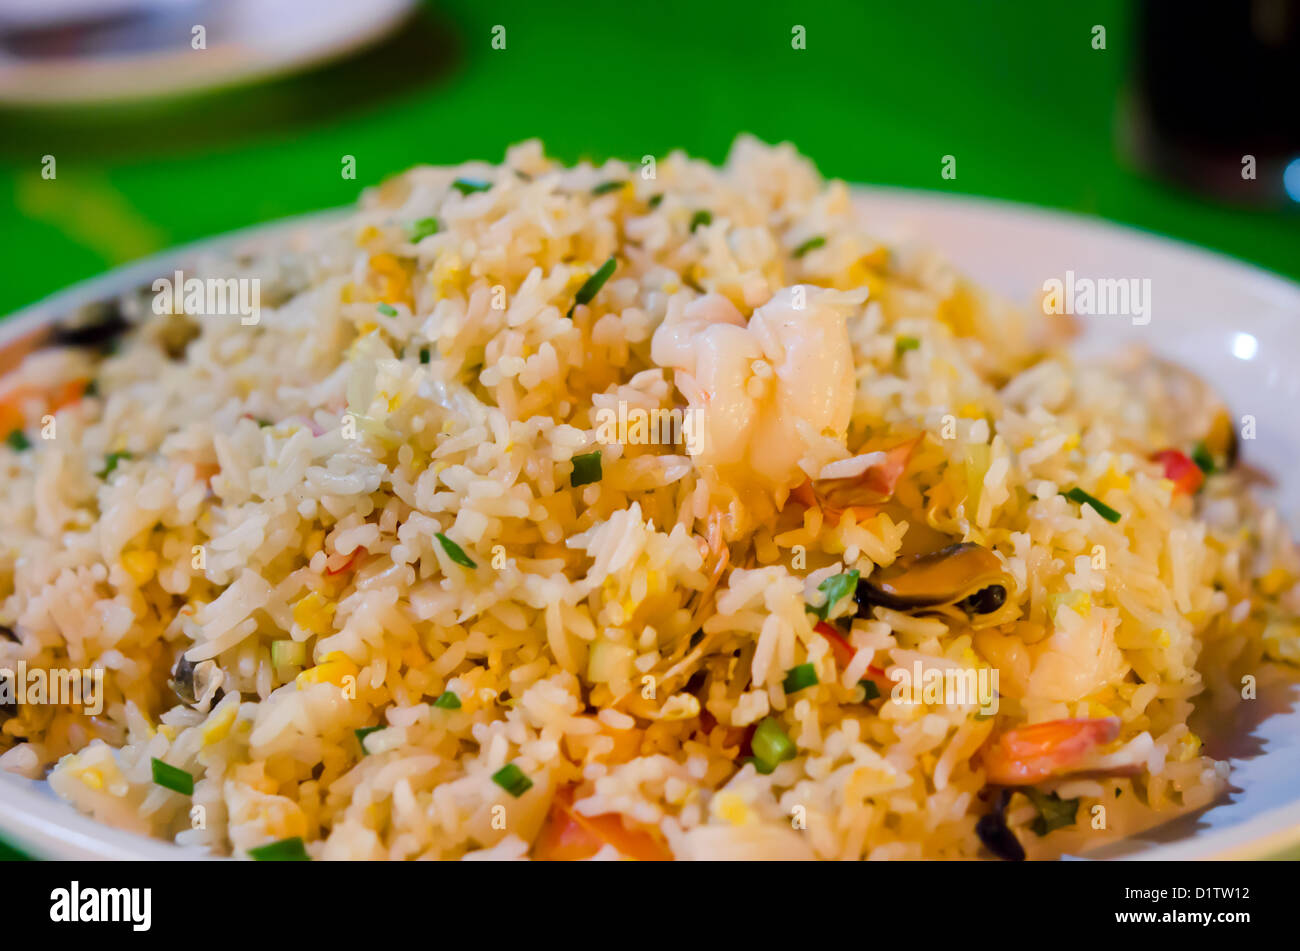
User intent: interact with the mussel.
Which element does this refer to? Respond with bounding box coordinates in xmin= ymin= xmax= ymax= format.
xmin=855 ymin=542 xmax=1016 ymax=628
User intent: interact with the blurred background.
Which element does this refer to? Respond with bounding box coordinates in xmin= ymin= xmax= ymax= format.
xmin=0 ymin=0 xmax=1297 ymax=322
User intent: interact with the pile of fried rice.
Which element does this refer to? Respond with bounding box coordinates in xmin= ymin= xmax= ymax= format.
xmin=2 ymin=138 xmax=1298 ymax=860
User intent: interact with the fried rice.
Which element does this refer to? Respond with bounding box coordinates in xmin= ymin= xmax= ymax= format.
xmin=2 ymin=137 xmax=1298 ymax=860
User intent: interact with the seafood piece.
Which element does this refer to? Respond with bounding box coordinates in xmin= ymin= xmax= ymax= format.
xmin=854 ymin=542 xmax=1017 ymax=628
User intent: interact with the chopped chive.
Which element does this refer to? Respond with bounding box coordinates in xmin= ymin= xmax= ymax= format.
xmin=811 ymin=569 xmax=860 ymax=621
xmin=491 ymin=763 xmax=533 ymax=798
xmin=895 ymin=336 xmax=921 ymax=356
xmin=567 ymin=256 xmax=617 ymax=318
xmin=355 ymin=725 xmax=383 ymax=754
xmin=97 ymin=450 xmax=133 ymax=479
xmin=859 ymin=679 xmax=881 ymax=701
xmin=376 ymin=303 xmax=398 ymax=317
xmin=256 ymin=418 xmax=274 ymax=428
xmin=435 ymin=532 xmax=477 ymax=569
xmin=409 ymin=217 xmax=440 ymax=241
xmin=647 ymin=194 xmax=664 ymax=209
xmin=248 ymin=836 xmax=311 ymax=861
xmin=1062 ymin=487 xmax=1122 ymax=523
xmin=591 ymin=180 xmax=626 ymax=196
xmin=418 ymin=347 xmax=431 ymax=364
xmin=793 ymin=235 xmax=826 ymax=258
xmin=6 ymin=430 xmax=31 ymax=451
xmin=783 ymin=663 xmax=819 ymax=694
xmin=150 ymin=757 xmax=194 ymax=796
xmin=452 ymin=177 xmax=492 ymax=195
xmin=433 ymin=690 xmax=461 ymax=709
xmin=1023 ymin=788 xmax=1080 ymax=837
xmin=1191 ymin=441 xmax=1215 ymax=475
xmin=750 ymin=717 xmax=796 ymax=772
xmin=689 ymin=210 xmax=712 ymax=232
xmin=570 ymin=450 xmax=602 ymax=487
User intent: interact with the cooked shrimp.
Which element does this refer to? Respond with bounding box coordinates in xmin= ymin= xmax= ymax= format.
xmin=651 ymin=285 xmax=865 ymax=510
xmin=979 ymin=716 xmax=1121 ymax=786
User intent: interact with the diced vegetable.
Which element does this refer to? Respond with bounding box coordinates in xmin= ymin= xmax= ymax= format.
xmin=895 ymin=336 xmax=921 ymax=356
xmin=1151 ymin=449 xmax=1204 ymax=495
xmin=689 ymin=210 xmax=712 ymax=232
xmin=271 ymin=640 xmax=306 ymax=668
xmin=570 ymin=450 xmax=602 ymax=487
xmin=491 ymin=763 xmax=533 ymax=798
xmin=1191 ymin=441 xmax=1215 ymax=475
xmin=435 ymin=532 xmax=477 ymax=569
xmin=859 ymin=679 xmax=881 ymax=701
xmin=591 ymin=180 xmax=626 ymax=196
xmin=782 ymin=663 xmax=819 ymax=694
xmin=533 ymin=785 xmax=673 ymax=861
xmin=567 ymin=256 xmax=617 ymax=318
xmin=452 ymin=177 xmax=492 ymax=195
xmin=810 ymin=569 xmax=860 ymax=621
xmin=248 ymin=836 xmax=311 ymax=861
xmin=1023 ymin=787 xmax=1080 ymax=836
xmin=793 ymin=235 xmax=826 ymax=258
xmin=6 ymin=430 xmax=31 ymax=451
xmin=433 ymin=690 xmax=461 ymax=709
xmin=418 ymin=347 xmax=431 ymax=364
xmin=97 ymin=451 xmax=133 ymax=480
xmin=409 ymin=217 xmax=440 ymax=241
xmin=1062 ymin=487 xmax=1122 ymax=523
xmin=750 ymin=716 xmax=796 ymax=773
xmin=377 ymin=303 xmax=398 ymax=317
xmin=150 ymin=757 xmax=194 ymax=796
xmin=647 ymin=194 xmax=664 ymax=209
xmin=355 ymin=725 xmax=383 ymax=754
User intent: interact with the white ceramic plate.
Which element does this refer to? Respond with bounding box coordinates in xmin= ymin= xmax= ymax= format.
xmin=2 ymin=189 xmax=1299 ymax=860
xmin=0 ymin=0 xmax=417 ymax=106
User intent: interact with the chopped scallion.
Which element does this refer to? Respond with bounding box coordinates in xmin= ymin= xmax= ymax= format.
xmin=410 ymin=217 xmax=440 ymax=241
xmin=248 ymin=836 xmax=311 ymax=861
xmin=570 ymin=450 xmax=602 ymax=487
xmin=567 ymin=256 xmax=617 ymax=318
xmin=433 ymin=690 xmax=461 ymax=710
xmin=150 ymin=757 xmax=194 ymax=796
xmin=591 ymin=180 xmax=626 ymax=196
xmin=5 ymin=430 xmax=31 ymax=451
xmin=689 ymin=210 xmax=712 ymax=232
xmin=793 ymin=235 xmax=826 ymax=258
xmin=859 ymin=679 xmax=881 ymax=701
xmin=811 ymin=569 xmax=860 ymax=621
xmin=1062 ymin=487 xmax=1122 ymax=523
xmin=1191 ymin=441 xmax=1215 ymax=475
xmin=419 ymin=347 xmax=431 ymax=364
xmin=895 ymin=336 xmax=921 ymax=356
xmin=491 ymin=763 xmax=533 ymax=798
xmin=355 ymin=725 xmax=383 ymax=754
xmin=97 ymin=451 xmax=133 ymax=480
xmin=452 ymin=177 xmax=492 ymax=195
xmin=783 ymin=663 xmax=819 ymax=694
xmin=435 ymin=532 xmax=477 ymax=569
xmin=271 ymin=640 xmax=306 ymax=668
xmin=376 ymin=303 xmax=398 ymax=317
xmin=750 ymin=716 xmax=796 ymax=772
xmin=1023 ymin=788 xmax=1080 ymax=836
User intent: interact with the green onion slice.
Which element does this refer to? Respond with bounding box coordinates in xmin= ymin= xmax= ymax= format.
xmin=689 ymin=210 xmax=712 ymax=232
xmin=793 ymin=235 xmax=826 ymax=258
xmin=151 ymin=757 xmax=194 ymax=796
xmin=97 ymin=451 xmax=133 ymax=479
xmin=567 ymin=256 xmax=617 ymax=318
xmin=782 ymin=663 xmax=819 ymax=694
xmin=248 ymin=836 xmax=311 ymax=861
xmin=491 ymin=763 xmax=533 ymax=798
xmin=570 ymin=450 xmax=603 ymax=487
xmin=591 ymin=180 xmax=626 ymax=196
xmin=435 ymin=532 xmax=477 ymax=568
xmin=410 ymin=217 xmax=440 ymax=241
xmin=433 ymin=690 xmax=461 ymax=709
xmin=812 ymin=569 xmax=860 ymax=621
xmin=6 ymin=430 xmax=31 ymax=451
xmin=1062 ymin=487 xmax=1122 ymax=523
xmin=452 ymin=177 xmax=492 ymax=195
xmin=750 ymin=717 xmax=796 ymax=772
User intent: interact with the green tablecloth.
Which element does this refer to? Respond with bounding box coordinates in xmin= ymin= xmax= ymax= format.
xmin=0 ymin=0 xmax=1296 ymax=860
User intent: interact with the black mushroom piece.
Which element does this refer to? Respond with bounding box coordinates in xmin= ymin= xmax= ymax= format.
xmin=976 ymin=788 xmax=1025 ymax=861
xmin=855 ymin=542 xmax=1015 ymax=627
xmin=49 ymin=298 xmax=132 ymax=351
xmin=170 ymin=653 xmax=197 ymax=705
